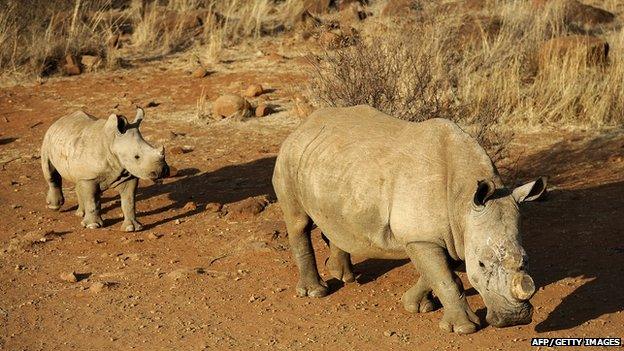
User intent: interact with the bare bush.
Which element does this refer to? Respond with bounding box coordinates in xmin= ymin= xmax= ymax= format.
xmin=308 ymin=0 xmax=624 ymax=167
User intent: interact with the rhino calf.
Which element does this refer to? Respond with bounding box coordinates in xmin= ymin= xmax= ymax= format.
xmin=272 ymin=105 xmax=547 ymax=334
xmin=41 ymin=108 xmax=169 ymax=231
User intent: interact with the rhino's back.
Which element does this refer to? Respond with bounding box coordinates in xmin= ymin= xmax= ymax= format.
xmin=275 ymin=105 xmax=461 ymax=258
xmin=42 ymin=111 xmax=108 ymax=182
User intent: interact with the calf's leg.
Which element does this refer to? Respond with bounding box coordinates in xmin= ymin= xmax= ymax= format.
xmin=77 ymin=180 xmax=103 ymax=229
xmin=41 ymin=157 xmax=64 ymax=210
xmin=117 ymin=178 xmax=143 ymax=232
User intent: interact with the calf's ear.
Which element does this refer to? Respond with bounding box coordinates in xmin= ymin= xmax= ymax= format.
xmin=105 ymin=114 xmax=129 ymax=135
xmin=512 ymin=177 xmax=548 ymax=203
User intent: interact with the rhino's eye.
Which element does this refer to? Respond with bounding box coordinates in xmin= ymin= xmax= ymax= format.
xmin=479 ymin=261 xmax=486 ymax=268
xmin=134 ymin=155 xmax=140 ymax=160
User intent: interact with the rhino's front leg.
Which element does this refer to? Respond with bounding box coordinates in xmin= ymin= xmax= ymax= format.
xmin=402 ymin=276 xmax=436 ymax=313
xmin=117 ymin=177 xmax=143 ymax=232
xmin=77 ymin=180 xmax=103 ymax=229
xmin=406 ymin=242 xmax=480 ymax=334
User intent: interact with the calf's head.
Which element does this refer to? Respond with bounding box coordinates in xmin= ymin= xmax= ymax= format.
xmin=105 ymin=108 xmax=170 ymax=180
xmin=464 ymin=177 xmax=547 ymax=328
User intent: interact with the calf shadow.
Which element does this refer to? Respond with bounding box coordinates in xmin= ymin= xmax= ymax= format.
xmin=92 ymin=157 xmax=276 ymax=229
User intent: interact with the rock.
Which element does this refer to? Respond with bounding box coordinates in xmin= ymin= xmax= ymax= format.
xmin=244 ymin=84 xmax=264 ymax=98
xmin=183 ymin=201 xmax=197 ymax=211
xmin=212 ymin=94 xmax=252 ymax=119
xmin=166 ymin=267 xmax=203 ymax=280
xmin=384 ymin=330 xmax=396 ymax=337
xmin=89 ymin=282 xmax=107 ymax=293
xmin=538 ymin=35 xmax=609 ymax=69
xmin=205 ymin=202 xmax=223 ymax=213
xmin=533 ymin=0 xmax=615 ymax=29
xmin=147 ymin=232 xmax=163 ymax=240
xmin=224 ymin=196 xmax=269 ymax=220
xmin=192 ymin=67 xmax=208 ymax=78
xmin=170 ymin=146 xmax=193 ymax=155
xmin=255 ymin=103 xmax=271 ymax=117
xmin=457 ymin=15 xmax=502 ymax=45
xmin=80 ymin=55 xmax=102 ymax=72
xmin=62 ymin=54 xmax=81 ymax=76
xmin=60 ymin=272 xmax=78 ymax=283
xmin=170 ymin=146 xmax=185 ymax=155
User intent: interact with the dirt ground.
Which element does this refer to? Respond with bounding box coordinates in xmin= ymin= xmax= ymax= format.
xmin=1 ymin=39 xmax=624 ymax=351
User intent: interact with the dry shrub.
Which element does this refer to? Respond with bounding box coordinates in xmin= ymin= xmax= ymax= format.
xmin=0 ymin=0 xmax=119 ymax=79
xmin=309 ymin=0 xmax=624 ymax=166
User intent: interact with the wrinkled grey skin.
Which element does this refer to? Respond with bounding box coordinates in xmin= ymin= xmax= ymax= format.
xmin=41 ymin=108 xmax=169 ymax=231
xmin=272 ymin=105 xmax=547 ymax=334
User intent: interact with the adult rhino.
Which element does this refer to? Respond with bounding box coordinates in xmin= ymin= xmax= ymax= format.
xmin=272 ymin=105 xmax=546 ymax=334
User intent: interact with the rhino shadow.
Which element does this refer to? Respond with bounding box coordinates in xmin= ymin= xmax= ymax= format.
xmin=124 ymin=156 xmax=278 ymax=229
xmin=514 ymin=135 xmax=624 ymax=332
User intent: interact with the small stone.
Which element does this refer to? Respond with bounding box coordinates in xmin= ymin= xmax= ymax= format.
xmin=205 ymin=202 xmax=223 ymax=213
xmin=63 ymin=54 xmax=81 ymax=76
xmin=89 ymin=282 xmax=107 ymax=293
xmin=147 ymin=233 xmax=162 ymax=240
xmin=384 ymin=330 xmax=396 ymax=337
xmin=192 ymin=67 xmax=208 ymax=78
xmin=255 ymin=103 xmax=271 ymax=117
xmin=224 ymin=196 xmax=269 ymax=220
xmin=11 ymin=204 xmax=21 ymax=209
xmin=244 ymin=84 xmax=264 ymax=98
xmin=60 ymin=272 xmax=78 ymax=283
xmin=212 ymin=94 xmax=252 ymax=119
xmin=169 ymin=146 xmax=193 ymax=155
xmin=183 ymin=201 xmax=197 ymax=211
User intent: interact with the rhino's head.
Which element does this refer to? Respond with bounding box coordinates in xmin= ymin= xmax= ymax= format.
xmin=464 ymin=177 xmax=547 ymax=328
xmin=105 ymin=108 xmax=170 ymax=180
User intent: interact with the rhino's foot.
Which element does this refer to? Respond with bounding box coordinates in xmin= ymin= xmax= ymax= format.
xmin=296 ymin=278 xmax=328 ymax=298
xmin=75 ymin=208 xmax=85 ymax=217
xmin=46 ymin=191 xmax=64 ymax=211
xmin=403 ymin=292 xmax=437 ymax=313
xmin=326 ymin=257 xmax=355 ymax=283
xmin=81 ymin=216 xmax=104 ymax=229
xmin=439 ymin=303 xmax=480 ymax=334
xmin=121 ymin=219 xmax=143 ymax=232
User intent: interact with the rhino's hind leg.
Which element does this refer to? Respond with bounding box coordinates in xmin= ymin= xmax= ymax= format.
xmin=402 ymin=276 xmax=437 ymax=313
xmin=285 ymin=213 xmax=328 ymax=298
xmin=77 ymin=180 xmax=104 ymax=229
xmin=325 ymin=240 xmax=355 ymax=283
xmin=41 ymin=157 xmax=64 ymax=210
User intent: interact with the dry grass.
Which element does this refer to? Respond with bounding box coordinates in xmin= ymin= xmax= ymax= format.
xmin=0 ymin=0 xmax=305 ymax=78
xmin=308 ymin=0 xmax=624 ymax=165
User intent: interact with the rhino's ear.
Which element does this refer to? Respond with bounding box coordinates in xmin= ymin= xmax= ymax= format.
xmin=473 ymin=179 xmax=496 ymax=207
xmin=105 ymin=114 xmax=129 ymax=135
xmin=132 ymin=107 xmax=144 ymax=125
xmin=512 ymin=177 xmax=548 ymax=203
